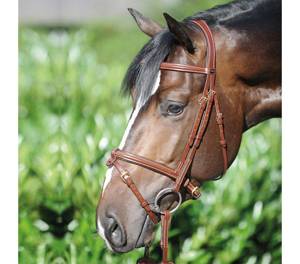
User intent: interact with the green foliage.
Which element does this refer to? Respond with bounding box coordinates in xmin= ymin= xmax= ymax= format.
xmin=19 ymin=25 xmax=146 ymax=263
xmin=19 ymin=6 xmax=281 ymax=264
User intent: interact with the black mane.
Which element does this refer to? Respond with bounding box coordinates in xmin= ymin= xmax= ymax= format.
xmin=121 ymin=30 xmax=176 ymax=106
xmin=122 ymin=0 xmax=281 ymax=105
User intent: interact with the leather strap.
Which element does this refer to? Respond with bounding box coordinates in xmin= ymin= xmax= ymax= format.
xmin=173 ymin=90 xmax=215 ymax=192
xmin=107 ymin=149 xmax=201 ymax=198
xmin=107 ymin=159 xmax=159 ymax=224
xmin=161 ymin=211 xmax=173 ymax=264
xmin=160 ymin=62 xmax=215 ymax=74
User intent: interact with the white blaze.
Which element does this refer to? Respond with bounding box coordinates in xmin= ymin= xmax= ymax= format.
xmin=98 ymin=72 xmax=161 ymax=247
xmin=97 ymin=217 xmax=113 ymax=251
xmin=101 ymin=71 xmax=161 ymax=193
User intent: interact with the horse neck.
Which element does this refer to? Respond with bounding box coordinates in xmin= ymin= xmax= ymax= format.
xmin=189 ymin=7 xmax=281 ymax=183
xmin=213 ymin=15 xmax=281 ymax=130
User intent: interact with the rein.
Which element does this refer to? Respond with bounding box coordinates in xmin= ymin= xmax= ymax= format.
xmin=106 ymin=20 xmax=228 ymax=264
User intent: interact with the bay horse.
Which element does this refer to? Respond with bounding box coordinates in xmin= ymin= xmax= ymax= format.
xmin=96 ymin=0 xmax=281 ymax=261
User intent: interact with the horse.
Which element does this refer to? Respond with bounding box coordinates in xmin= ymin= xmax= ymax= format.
xmin=96 ymin=0 xmax=281 ymax=261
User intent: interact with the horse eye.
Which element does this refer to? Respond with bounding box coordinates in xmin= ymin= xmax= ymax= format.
xmin=167 ymin=103 xmax=184 ymax=115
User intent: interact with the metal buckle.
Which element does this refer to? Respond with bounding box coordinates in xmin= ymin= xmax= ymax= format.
xmin=106 ymin=150 xmax=118 ymax=167
xmin=208 ymin=90 xmax=216 ymax=97
xmin=154 ymin=188 xmax=182 ymax=214
xmin=216 ymin=113 xmax=223 ymax=125
xmin=198 ymin=95 xmax=208 ymax=105
xmin=191 ymin=186 xmax=201 ymax=199
xmin=120 ymin=170 xmax=130 ymax=183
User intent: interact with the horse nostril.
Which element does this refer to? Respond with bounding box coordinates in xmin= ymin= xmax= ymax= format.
xmin=107 ymin=216 xmax=126 ymax=248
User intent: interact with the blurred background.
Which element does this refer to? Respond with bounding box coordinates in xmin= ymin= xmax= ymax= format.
xmin=19 ymin=0 xmax=281 ymax=263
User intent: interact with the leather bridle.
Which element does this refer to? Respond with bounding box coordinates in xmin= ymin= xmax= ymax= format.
xmin=106 ymin=20 xmax=228 ymax=263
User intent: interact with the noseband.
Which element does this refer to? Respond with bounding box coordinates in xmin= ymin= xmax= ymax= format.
xmin=106 ymin=20 xmax=228 ymax=263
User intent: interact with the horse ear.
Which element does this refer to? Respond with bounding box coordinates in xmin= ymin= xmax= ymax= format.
xmin=128 ymin=8 xmax=162 ymax=37
xmin=163 ymin=13 xmax=195 ymax=54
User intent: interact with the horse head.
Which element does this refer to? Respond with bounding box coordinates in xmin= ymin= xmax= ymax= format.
xmin=96 ymin=2 xmax=281 ymax=254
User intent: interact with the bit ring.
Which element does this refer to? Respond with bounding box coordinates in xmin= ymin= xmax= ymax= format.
xmin=154 ymin=188 xmax=182 ymax=214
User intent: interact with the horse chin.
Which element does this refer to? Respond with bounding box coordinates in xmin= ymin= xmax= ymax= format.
xmin=135 ymin=216 xmax=155 ymax=249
